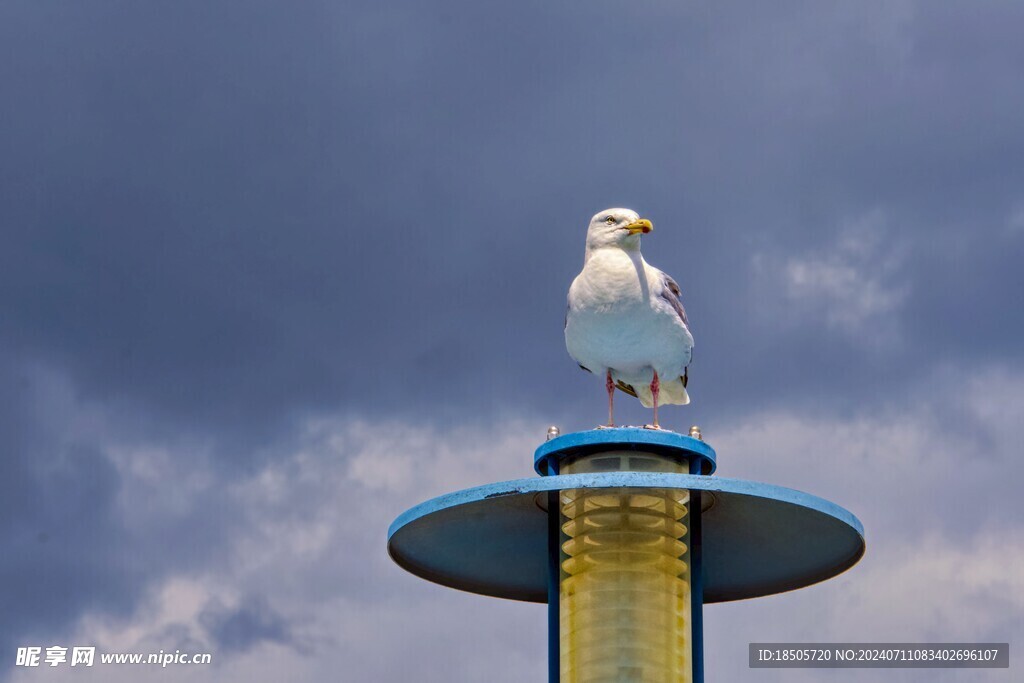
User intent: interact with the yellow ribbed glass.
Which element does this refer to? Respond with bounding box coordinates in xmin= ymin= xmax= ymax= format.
xmin=559 ymin=452 xmax=692 ymax=683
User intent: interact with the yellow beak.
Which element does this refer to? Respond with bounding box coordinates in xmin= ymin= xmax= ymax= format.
xmin=625 ymin=218 xmax=653 ymax=235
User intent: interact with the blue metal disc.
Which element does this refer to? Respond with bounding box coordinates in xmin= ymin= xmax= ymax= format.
xmin=388 ymin=472 xmax=864 ymax=603
xmin=534 ymin=428 xmax=717 ymax=476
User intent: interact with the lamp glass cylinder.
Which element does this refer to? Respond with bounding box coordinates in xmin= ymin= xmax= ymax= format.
xmin=559 ymin=451 xmax=693 ymax=683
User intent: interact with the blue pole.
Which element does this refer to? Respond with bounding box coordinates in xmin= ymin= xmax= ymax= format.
xmin=547 ymin=487 xmax=560 ymax=683
xmin=689 ymin=457 xmax=705 ymax=683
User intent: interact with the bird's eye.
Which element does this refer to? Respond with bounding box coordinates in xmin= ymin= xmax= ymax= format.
xmin=604 ymin=216 xmax=616 ymax=225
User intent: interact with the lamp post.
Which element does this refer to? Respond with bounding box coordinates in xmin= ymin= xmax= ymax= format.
xmin=388 ymin=427 xmax=864 ymax=682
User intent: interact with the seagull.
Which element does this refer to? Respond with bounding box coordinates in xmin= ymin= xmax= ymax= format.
xmin=565 ymin=208 xmax=693 ymax=429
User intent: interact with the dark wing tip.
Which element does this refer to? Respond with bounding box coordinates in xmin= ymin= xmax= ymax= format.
xmin=615 ymin=380 xmax=638 ymax=397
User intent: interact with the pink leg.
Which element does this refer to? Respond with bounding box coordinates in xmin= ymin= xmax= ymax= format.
xmin=606 ymin=370 xmax=615 ymax=427
xmin=650 ymin=371 xmax=660 ymax=428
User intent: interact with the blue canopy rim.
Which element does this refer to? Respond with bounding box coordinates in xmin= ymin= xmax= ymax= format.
xmin=388 ymin=472 xmax=865 ymax=604
xmin=534 ymin=428 xmax=718 ymax=476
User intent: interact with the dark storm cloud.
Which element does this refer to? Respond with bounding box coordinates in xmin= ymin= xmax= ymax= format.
xmin=199 ymin=596 xmax=292 ymax=654
xmin=0 ymin=360 xmax=134 ymax=658
xmin=0 ymin=359 xmax=248 ymax=665
xmin=2 ymin=1 xmax=1024 ymax=675
xmin=2 ymin=1 xmax=1023 ymax=434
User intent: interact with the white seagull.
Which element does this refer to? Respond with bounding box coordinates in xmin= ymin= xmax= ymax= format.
xmin=565 ymin=208 xmax=694 ymax=429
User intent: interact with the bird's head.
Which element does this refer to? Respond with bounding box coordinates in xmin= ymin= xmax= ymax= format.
xmin=585 ymin=208 xmax=653 ymax=252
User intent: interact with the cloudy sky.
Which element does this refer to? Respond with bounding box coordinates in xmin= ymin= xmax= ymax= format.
xmin=2 ymin=1 xmax=1022 ymax=680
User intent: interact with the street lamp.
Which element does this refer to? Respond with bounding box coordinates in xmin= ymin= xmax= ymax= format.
xmin=388 ymin=427 xmax=864 ymax=682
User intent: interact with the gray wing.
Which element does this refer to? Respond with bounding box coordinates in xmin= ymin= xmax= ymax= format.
xmin=659 ymin=271 xmax=692 ymax=385
xmin=565 ymin=292 xmax=593 ymax=374
xmin=658 ymin=272 xmax=690 ymax=327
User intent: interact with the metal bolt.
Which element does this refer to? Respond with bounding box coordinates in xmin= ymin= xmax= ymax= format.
xmin=688 ymin=425 xmax=702 ymax=440
xmin=547 ymin=425 xmax=560 ymax=441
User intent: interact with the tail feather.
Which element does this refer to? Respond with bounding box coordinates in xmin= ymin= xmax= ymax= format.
xmin=635 ymin=375 xmax=690 ymax=408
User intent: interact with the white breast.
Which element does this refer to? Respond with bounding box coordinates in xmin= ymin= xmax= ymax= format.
xmin=565 ymin=248 xmax=693 ymax=385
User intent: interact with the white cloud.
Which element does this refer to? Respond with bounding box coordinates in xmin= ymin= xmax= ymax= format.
xmin=755 ymin=209 xmax=908 ymax=340
xmin=10 ymin=416 xmax=549 ymax=683
xmin=700 ymin=369 xmax=1024 ymax=679
xmin=706 ymin=528 xmax=1024 ymax=682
